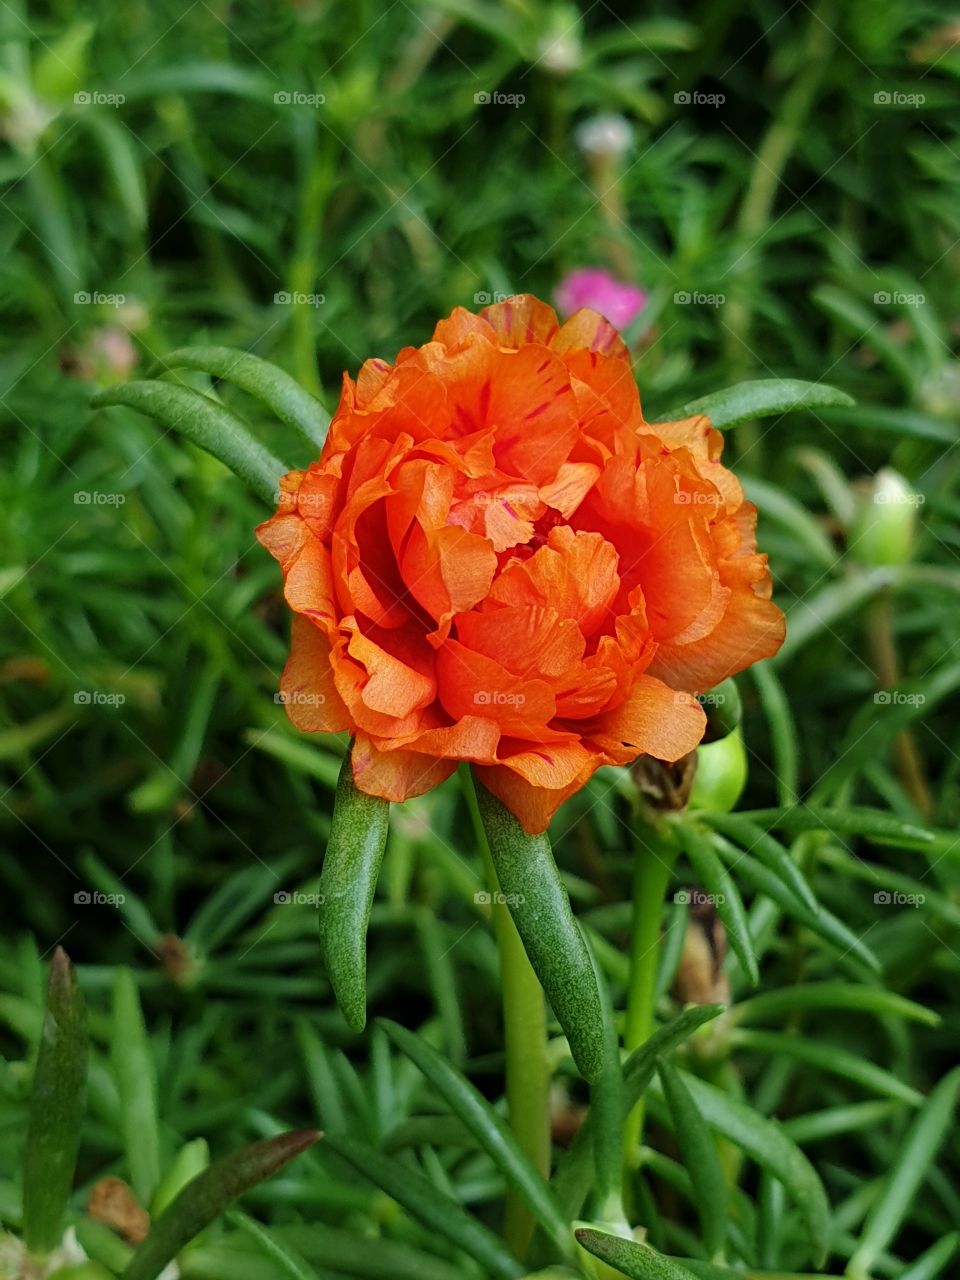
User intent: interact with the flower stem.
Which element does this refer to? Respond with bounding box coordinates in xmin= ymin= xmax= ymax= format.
xmin=461 ymin=767 xmax=550 ymax=1258
xmin=622 ymin=819 xmax=678 ymax=1176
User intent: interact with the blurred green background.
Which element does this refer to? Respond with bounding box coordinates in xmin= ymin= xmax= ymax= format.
xmin=1 ymin=1 xmax=959 ymax=1276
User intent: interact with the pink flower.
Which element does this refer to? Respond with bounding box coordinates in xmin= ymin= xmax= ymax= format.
xmin=555 ymin=267 xmax=647 ymax=330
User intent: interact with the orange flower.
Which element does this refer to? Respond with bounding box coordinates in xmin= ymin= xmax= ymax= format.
xmin=257 ymin=295 xmax=784 ymax=833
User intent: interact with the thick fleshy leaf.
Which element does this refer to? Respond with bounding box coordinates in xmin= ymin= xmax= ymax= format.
xmin=379 ymin=1018 xmax=571 ymax=1255
xmin=22 ymin=949 xmax=88 ymax=1257
xmin=657 ymin=379 xmax=854 ymax=430
xmin=474 ymin=776 xmax=605 ymax=1082
xmin=91 ymin=381 xmax=288 ymax=504
xmin=322 ymin=1132 xmax=524 ymax=1280
xmin=702 ymin=813 xmax=817 ymax=914
xmin=120 ymin=1131 xmax=320 ymax=1280
xmin=319 ymin=749 xmax=391 ymax=1032
xmin=151 ymin=345 xmax=330 ymax=448
xmin=574 ymin=1228 xmax=699 ymax=1280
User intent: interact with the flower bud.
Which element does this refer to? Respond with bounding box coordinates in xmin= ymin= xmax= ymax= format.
xmin=536 ymin=6 xmax=582 ymax=75
xmin=689 ymin=727 xmax=747 ymax=813
xmin=850 ymin=468 xmax=921 ymax=567
xmin=699 ymin=678 xmax=742 ymax=742
xmin=574 ymin=113 xmax=634 ymax=160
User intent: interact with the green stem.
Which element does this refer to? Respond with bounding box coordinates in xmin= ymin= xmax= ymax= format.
xmin=622 ymin=819 xmax=678 ymax=1174
xmin=461 ymin=768 xmax=550 ymax=1259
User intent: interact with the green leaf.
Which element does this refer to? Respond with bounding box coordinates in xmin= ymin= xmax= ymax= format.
xmin=680 ymin=1072 xmax=830 ymax=1265
xmin=742 ymin=804 xmax=936 ymax=851
xmin=847 ymin=1067 xmax=960 ymax=1280
xmin=473 ymin=777 xmax=606 ymax=1082
xmin=555 ymin=1006 xmax=724 ymax=1220
xmin=319 ymin=749 xmax=391 ymax=1032
xmin=322 ymin=1132 xmax=524 ymax=1280
xmin=120 ymin=1131 xmax=320 ymax=1280
xmin=657 ymin=379 xmax=854 ymax=430
xmin=898 ymin=1233 xmax=960 ymax=1280
xmin=379 ymin=1018 xmax=571 ymax=1255
xmin=741 ymin=474 xmax=837 ymax=569
xmin=669 ymin=819 xmax=758 ymax=986
xmin=702 ymin=813 xmax=816 ymax=914
xmin=657 ymin=1059 xmax=726 ymax=1260
xmin=574 ymin=1228 xmax=699 ymax=1280
xmin=150 ymin=346 xmax=330 ymax=449
xmin=730 ymin=1028 xmax=923 ymax=1104
xmin=91 ymin=381 xmax=288 ymax=504
xmin=227 ymin=1209 xmax=316 ymax=1280
xmin=731 ymin=982 xmax=938 ymax=1028
xmin=112 ymin=968 xmax=161 ymax=1208
xmin=22 ymin=949 xmax=88 ymax=1257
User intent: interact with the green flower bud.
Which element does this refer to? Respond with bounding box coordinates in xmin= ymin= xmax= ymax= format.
xmin=699 ymin=678 xmax=742 ymax=742
xmin=689 ymin=726 xmax=747 ymax=813
xmin=850 ymin=468 xmax=921 ymax=567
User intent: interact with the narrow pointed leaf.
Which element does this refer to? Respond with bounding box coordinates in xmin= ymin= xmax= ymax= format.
xmin=22 ymin=949 xmax=88 ymax=1256
xmin=848 ymin=1067 xmax=960 ymax=1280
xmin=91 ymin=381 xmax=288 ymax=504
xmin=120 ymin=1130 xmax=320 ymax=1280
xmin=670 ymin=819 xmax=758 ymax=986
xmin=702 ymin=813 xmax=817 ymax=914
xmin=657 ymin=1058 xmax=726 ymax=1259
xmin=680 ymin=1071 xmax=830 ymax=1265
xmin=112 ymin=968 xmax=161 ymax=1207
xmin=151 ymin=346 xmax=330 ymax=448
xmin=574 ymin=1228 xmax=699 ymax=1280
xmin=732 ymin=982 xmax=938 ymax=1028
xmin=556 ymin=1005 xmax=723 ymax=1219
xmin=657 ymin=379 xmax=854 ymax=429
xmin=319 ymin=750 xmax=390 ymax=1032
xmin=474 ymin=777 xmax=605 ymax=1082
xmin=379 ymin=1018 xmax=570 ymax=1255
xmin=322 ymin=1132 xmax=524 ymax=1280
